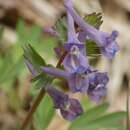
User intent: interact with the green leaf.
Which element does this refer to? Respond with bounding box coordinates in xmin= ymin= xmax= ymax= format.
xmin=84 ymin=13 xmax=103 ymax=57
xmin=86 ymin=40 xmax=100 ymax=57
xmin=17 ymin=19 xmax=42 ymax=45
xmin=84 ymin=12 xmax=103 ymax=29
xmin=32 ymin=73 xmax=54 ymax=89
xmin=83 ymin=111 xmax=126 ymax=130
xmin=23 ymin=44 xmax=46 ymax=72
xmin=55 ymin=17 xmax=67 ymax=43
xmin=34 ymin=94 xmax=55 ymax=130
xmin=0 ymin=57 xmax=23 ymax=84
xmin=23 ymin=44 xmax=56 ymax=89
xmin=69 ymin=103 xmax=126 ymax=130
xmin=69 ymin=103 xmax=109 ymax=130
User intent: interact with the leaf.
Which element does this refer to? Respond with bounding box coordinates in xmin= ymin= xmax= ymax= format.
xmin=16 ymin=19 xmax=27 ymax=43
xmin=17 ymin=19 xmax=42 ymax=45
xmin=82 ymin=111 xmax=126 ymax=130
xmin=32 ymin=73 xmax=54 ymax=89
xmin=55 ymin=17 xmax=67 ymax=43
xmin=69 ymin=110 xmax=126 ymax=130
xmin=69 ymin=103 xmax=126 ymax=130
xmin=84 ymin=13 xmax=103 ymax=57
xmin=86 ymin=40 xmax=100 ymax=57
xmin=0 ymin=57 xmax=23 ymax=84
xmin=84 ymin=12 xmax=103 ymax=29
xmin=23 ymin=44 xmax=46 ymax=72
xmin=34 ymin=94 xmax=55 ymax=130
xmin=69 ymin=103 xmax=109 ymax=130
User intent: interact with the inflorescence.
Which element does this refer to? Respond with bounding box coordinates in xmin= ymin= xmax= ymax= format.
xmin=25 ymin=0 xmax=119 ymax=121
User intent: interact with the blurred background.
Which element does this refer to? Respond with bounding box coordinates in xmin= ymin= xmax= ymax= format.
xmin=0 ymin=0 xmax=129 ymax=130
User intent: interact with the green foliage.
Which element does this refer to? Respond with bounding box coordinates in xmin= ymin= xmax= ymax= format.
xmin=0 ymin=44 xmax=23 ymax=86
xmin=86 ymin=40 xmax=100 ymax=57
xmin=34 ymin=95 xmax=55 ymax=130
xmin=23 ymin=44 xmax=55 ymax=89
xmin=23 ymin=44 xmax=46 ymax=73
xmin=69 ymin=103 xmax=126 ymax=130
xmin=17 ymin=20 xmax=42 ymax=45
xmin=0 ymin=13 xmax=125 ymax=130
xmin=17 ymin=19 xmax=57 ymax=60
xmin=32 ymin=73 xmax=54 ymax=89
xmin=55 ymin=17 xmax=67 ymax=43
xmin=84 ymin=12 xmax=103 ymax=29
xmin=84 ymin=13 xmax=103 ymax=57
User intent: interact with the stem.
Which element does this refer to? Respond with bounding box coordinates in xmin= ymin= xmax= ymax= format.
xmin=56 ymin=50 xmax=68 ymax=68
xmin=20 ymin=88 xmax=45 ymax=130
xmin=127 ymin=85 xmax=130 ymax=130
xmin=20 ymin=51 xmax=67 ymax=130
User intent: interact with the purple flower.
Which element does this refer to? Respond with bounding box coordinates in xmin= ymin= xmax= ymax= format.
xmin=42 ymin=66 xmax=109 ymax=102
xmin=68 ymin=66 xmax=90 ymax=92
xmin=62 ymin=7 xmax=88 ymax=71
xmin=64 ymin=0 xmax=119 ymax=59
xmin=60 ymin=98 xmax=84 ymax=121
xmin=63 ymin=44 xmax=88 ymax=72
xmin=87 ymin=72 xmax=109 ymax=103
xmin=46 ymin=86 xmax=83 ymax=121
xmin=42 ymin=66 xmax=89 ymax=93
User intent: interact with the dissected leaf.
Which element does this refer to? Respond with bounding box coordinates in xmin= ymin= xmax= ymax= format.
xmin=84 ymin=13 xmax=103 ymax=57
xmin=86 ymin=40 xmax=101 ymax=57
xmin=84 ymin=12 xmax=103 ymax=29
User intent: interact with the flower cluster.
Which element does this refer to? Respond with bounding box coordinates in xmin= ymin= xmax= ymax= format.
xmin=25 ymin=0 xmax=119 ymax=121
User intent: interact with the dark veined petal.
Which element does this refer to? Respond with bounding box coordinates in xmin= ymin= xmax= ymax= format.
xmin=47 ymin=86 xmax=83 ymax=121
xmin=64 ymin=43 xmax=86 ymax=55
xmin=68 ymin=66 xmax=89 ymax=93
xmin=63 ymin=44 xmax=89 ymax=72
xmin=87 ymin=72 xmax=109 ymax=103
xmin=60 ymin=98 xmax=83 ymax=121
xmin=46 ymin=86 xmax=69 ymax=109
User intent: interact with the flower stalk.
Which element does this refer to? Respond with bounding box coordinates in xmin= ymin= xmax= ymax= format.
xmin=20 ymin=51 xmax=67 ymax=130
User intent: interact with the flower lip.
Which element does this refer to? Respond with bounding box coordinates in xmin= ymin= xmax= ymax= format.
xmin=87 ymin=72 xmax=109 ymax=102
xmin=46 ymin=86 xmax=69 ymax=109
xmin=60 ymin=98 xmax=84 ymax=121
xmin=46 ymin=86 xmax=83 ymax=121
xmin=64 ymin=43 xmax=85 ymax=51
